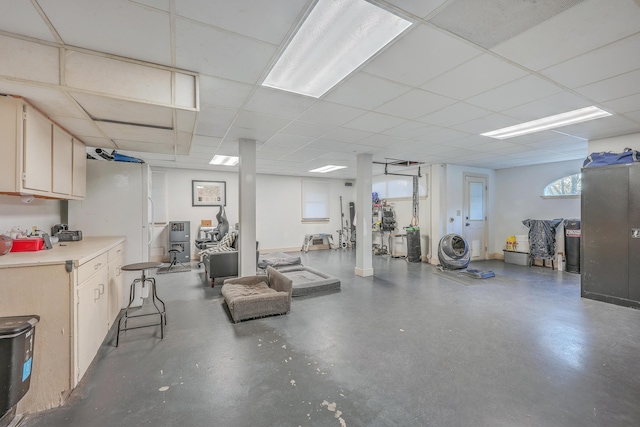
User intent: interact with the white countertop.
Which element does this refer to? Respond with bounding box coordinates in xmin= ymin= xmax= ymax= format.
xmin=0 ymin=236 xmax=125 ymax=268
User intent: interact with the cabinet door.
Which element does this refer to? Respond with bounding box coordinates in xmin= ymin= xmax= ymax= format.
xmin=581 ymin=166 xmax=629 ymax=298
xmin=23 ymin=104 xmax=52 ymax=192
xmin=108 ymin=254 xmax=125 ymax=327
xmin=52 ymin=126 xmax=73 ymax=195
xmin=72 ymin=138 xmax=86 ymax=197
xmin=629 ymin=165 xmax=640 ymax=302
xmin=77 ymin=267 xmax=109 ymax=380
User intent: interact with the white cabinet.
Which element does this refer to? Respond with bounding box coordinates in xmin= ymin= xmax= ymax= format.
xmin=23 ymin=103 xmax=52 ymax=193
xmin=72 ymin=138 xmax=87 ymax=197
xmin=77 ymin=261 xmax=109 ymax=380
xmin=0 ymin=95 xmax=86 ymax=200
xmin=52 ymin=125 xmax=73 ymax=195
xmin=107 ymin=243 xmax=126 ymax=326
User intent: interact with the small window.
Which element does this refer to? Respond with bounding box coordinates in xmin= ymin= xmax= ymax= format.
xmin=301 ymin=180 xmax=330 ymax=222
xmin=543 ymin=173 xmax=581 ymax=197
xmin=373 ymin=174 xmax=427 ymax=200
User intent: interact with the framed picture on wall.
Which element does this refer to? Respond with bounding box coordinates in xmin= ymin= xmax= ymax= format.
xmin=192 ymin=180 xmax=226 ymax=206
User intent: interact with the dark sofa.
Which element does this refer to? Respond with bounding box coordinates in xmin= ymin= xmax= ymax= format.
xmin=201 ymin=234 xmax=259 ymax=286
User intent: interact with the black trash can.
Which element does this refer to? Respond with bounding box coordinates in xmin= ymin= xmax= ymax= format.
xmin=564 ymin=219 xmax=581 ymax=273
xmin=405 ymin=227 xmax=421 ymax=263
xmin=0 ymin=315 xmax=39 ymax=423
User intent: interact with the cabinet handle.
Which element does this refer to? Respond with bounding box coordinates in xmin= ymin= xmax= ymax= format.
xmin=98 ymin=283 xmax=105 ymax=295
xmin=94 ymin=262 xmax=102 ymax=270
xmin=117 ymin=266 xmax=122 ymax=276
xmin=94 ymin=289 xmax=100 ymax=301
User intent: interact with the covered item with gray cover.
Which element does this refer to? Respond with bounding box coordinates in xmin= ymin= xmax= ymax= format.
xmin=522 ymin=219 xmax=563 ymax=261
xmin=221 ymin=266 xmax=292 ymax=323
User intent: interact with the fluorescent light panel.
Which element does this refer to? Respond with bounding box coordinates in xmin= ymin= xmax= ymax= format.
xmin=209 ymin=155 xmax=239 ymax=166
xmin=309 ymin=165 xmax=346 ymax=173
xmin=481 ymin=106 xmax=612 ymax=139
xmin=262 ymin=0 xmax=412 ymax=98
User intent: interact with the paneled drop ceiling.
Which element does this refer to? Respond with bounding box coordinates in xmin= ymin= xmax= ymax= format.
xmin=0 ymin=0 xmax=639 ymax=179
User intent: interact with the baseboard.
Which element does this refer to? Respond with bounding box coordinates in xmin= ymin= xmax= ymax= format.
xmin=355 ymin=267 xmax=373 ymax=277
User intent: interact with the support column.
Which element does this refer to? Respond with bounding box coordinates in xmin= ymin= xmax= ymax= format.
xmin=355 ymin=153 xmax=373 ymax=277
xmin=238 ymin=139 xmax=257 ymax=276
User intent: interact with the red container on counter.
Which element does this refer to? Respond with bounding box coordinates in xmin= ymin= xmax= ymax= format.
xmin=10 ymin=237 xmax=45 ymax=252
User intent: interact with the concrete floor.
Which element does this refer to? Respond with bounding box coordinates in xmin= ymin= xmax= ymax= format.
xmin=20 ymin=250 xmax=640 ymax=427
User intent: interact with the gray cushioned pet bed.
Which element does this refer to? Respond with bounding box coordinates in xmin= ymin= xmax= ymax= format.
xmin=258 ymin=252 xmax=302 ymax=269
xmin=275 ymin=265 xmax=341 ymax=297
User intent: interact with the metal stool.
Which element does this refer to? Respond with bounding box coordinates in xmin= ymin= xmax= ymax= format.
xmin=116 ymin=262 xmax=166 ymax=346
xmin=167 ymin=248 xmax=187 ymax=270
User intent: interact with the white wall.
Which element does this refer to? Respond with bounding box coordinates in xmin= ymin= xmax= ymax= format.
xmin=0 ymin=194 xmax=61 ymax=237
xmin=154 ymin=167 xmax=355 ymax=257
xmin=589 ymin=132 xmax=640 ymax=153
xmin=494 ymin=159 xmax=582 ymax=256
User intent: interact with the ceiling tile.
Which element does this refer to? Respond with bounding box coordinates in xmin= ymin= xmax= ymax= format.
xmin=385 ymin=0 xmax=449 ymax=18
xmin=198 ymin=75 xmax=254 ymax=110
xmin=281 ymin=120 xmax=334 ymax=138
xmin=263 ymin=133 xmax=315 ymax=148
xmin=343 ymin=112 xmax=406 ymax=133
xmin=603 ymin=93 xmax=640 ymax=114
xmin=421 ymin=53 xmax=528 ymax=100
xmin=491 ymin=0 xmax=640 ymax=71
xmin=454 ymin=113 xmax=518 ymax=134
xmin=50 ymin=116 xmax=105 ymax=138
xmin=383 ymin=121 xmax=438 ymax=139
xmin=297 ymin=101 xmax=365 ymax=126
xmin=542 ymin=32 xmax=640 ymax=89
xmin=364 ymin=24 xmax=481 ymax=87
xmin=281 ymin=148 xmax=329 ymax=163
xmin=502 ymin=92 xmax=593 ymax=121
xmin=71 ymin=92 xmax=174 ymax=127
xmin=175 ymin=17 xmax=276 ymax=83
xmin=175 ymin=0 xmax=305 ymax=45
xmin=418 ymin=102 xmax=491 ymax=127
xmin=324 ymin=72 xmax=411 ymax=110
xmin=375 ymin=88 xmax=456 ymax=119
xmin=39 ymin=0 xmax=172 ymax=65
xmin=575 ymin=69 xmax=640 ymax=103
xmin=244 ymin=87 xmax=316 ymax=119
xmin=0 ymin=83 xmax=86 ymax=119
xmin=466 ymin=75 xmax=563 ymax=112
xmin=0 ymin=2 xmax=57 ymax=42
xmin=223 ymin=127 xmax=276 ymax=144
xmin=321 ymin=127 xmax=372 ymax=143
xmin=233 ymin=111 xmax=291 ymax=132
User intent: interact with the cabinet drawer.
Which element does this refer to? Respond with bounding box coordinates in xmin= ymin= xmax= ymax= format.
xmin=78 ymin=252 xmax=108 ymax=284
xmin=108 ymin=243 xmax=125 ymax=262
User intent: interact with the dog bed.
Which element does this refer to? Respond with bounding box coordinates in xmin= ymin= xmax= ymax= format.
xmin=275 ymin=265 xmax=340 ymax=297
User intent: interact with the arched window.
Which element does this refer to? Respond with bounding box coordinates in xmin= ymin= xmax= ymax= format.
xmin=543 ymin=173 xmax=581 ymax=197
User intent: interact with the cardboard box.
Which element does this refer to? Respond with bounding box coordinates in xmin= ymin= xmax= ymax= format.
xmin=201 ymin=220 xmax=212 ymax=227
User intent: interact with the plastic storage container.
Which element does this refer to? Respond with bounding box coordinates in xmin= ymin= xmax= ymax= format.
xmin=9 ymin=238 xmax=44 ymax=252
xmin=0 ymin=315 xmax=39 ymax=422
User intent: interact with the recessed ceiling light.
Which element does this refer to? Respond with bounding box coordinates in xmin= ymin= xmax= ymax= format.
xmin=262 ymin=0 xmax=412 ymax=98
xmin=209 ymin=155 xmax=239 ymax=166
xmin=309 ymin=165 xmax=347 ymax=173
xmin=481 ymin=106 xmax=612 ymax=139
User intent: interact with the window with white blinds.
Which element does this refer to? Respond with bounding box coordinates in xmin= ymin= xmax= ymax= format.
xmin=301 ymin=180 xmax=330 ymax=222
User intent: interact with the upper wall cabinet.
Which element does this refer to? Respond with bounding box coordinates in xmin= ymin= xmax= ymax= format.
xmin=0 ymin=95 xmax=86 ymax=200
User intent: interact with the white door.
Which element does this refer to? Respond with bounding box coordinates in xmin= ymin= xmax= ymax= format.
xmin=463 ymin=174 xmax=488 ymax=261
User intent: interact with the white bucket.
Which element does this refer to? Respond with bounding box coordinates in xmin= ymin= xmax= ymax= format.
xmin=515 ymin=235 xmax=529 ymax=253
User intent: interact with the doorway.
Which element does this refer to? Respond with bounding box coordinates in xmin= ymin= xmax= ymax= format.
xmin=463 ymin=174 xmax=488 ymax=261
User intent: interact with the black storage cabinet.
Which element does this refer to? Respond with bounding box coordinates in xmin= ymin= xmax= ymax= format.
xmin=581 ymin=163 xmax=640 ymax=308
xmin=564 ymin=219 xmax=581 ymax=273
xmin=0 ymin=315 xmax=39 ymax=420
